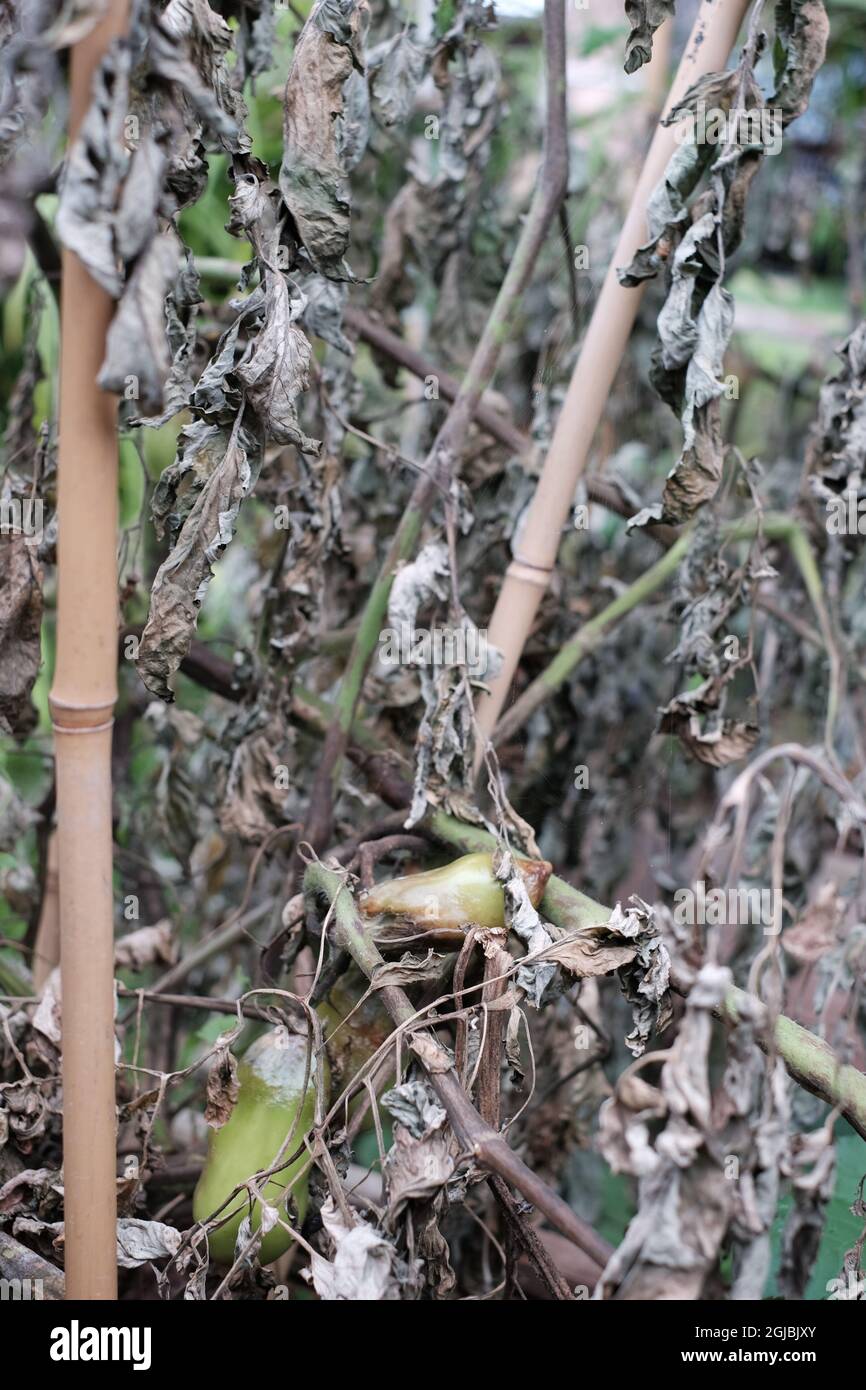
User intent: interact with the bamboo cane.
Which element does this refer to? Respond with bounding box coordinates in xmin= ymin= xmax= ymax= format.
xmin=474 ymin=0 xmax=752 ymax=758
xmin=645 ymin=12 xmax=674 ymax=115
xmin=50 ymin=1 xmax=128 ymax=1300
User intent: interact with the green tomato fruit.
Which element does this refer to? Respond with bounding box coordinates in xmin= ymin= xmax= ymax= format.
xmin=359 ymin=851 xmax=552 ymax=933
xmin=193 ymin=1029 xmax=322 ymax=1266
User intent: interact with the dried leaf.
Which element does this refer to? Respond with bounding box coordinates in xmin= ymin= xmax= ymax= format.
xmin=204 ymin=1040 xmax=240 ymax=1130
xmin=623 ymin=0 xmax=675 ymax=75
xmin=778 ymin=1125 xmax=837 ymax=1298
xmin=31 ymin=970 xmax=62 ymax=1046
xmin=0 ymin=534 xmax=42 ymax=739
xmin=306 ymin=1197 xmax=401 ymax=1300
xmin=535 ymin=929 xmax=636 ymax=979
xmin=279 ymin=0 xmax=369 ymax=280
xmin=218 ymin=714 xmax=292 ymax=844
xmin=55 ymin=36 xmax=136 ymax=296
xmin=116 ymin=1217 xmax=183 ymax=1268
xmin=607 ymin=898 xmax=672 ymax=1056
xmin=385 ymin=1114 xmax=455 ymax=1222
xmin=772 ymin=0 xmax=830 ymax=124
xmin=382 ymin=1079 xmax=446 ymax=1138
xmin=0 ymin=1166 xmax=61 ymax=1216
xmin=114 ymin=920 xmax=176 ymax=971
xmin=136 ymin=418 xmax=260 ymax=700
xmin=98 ymin=229 xmax=183 ymax=415
xmin=659 ymin=699 xmax=759 ymax=768
xmin=368 ymin=25 xmax=425 ymax=128
xmin=371 ymin=950 xmax=449 ymax=990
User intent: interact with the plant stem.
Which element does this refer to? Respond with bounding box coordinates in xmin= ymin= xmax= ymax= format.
xmin=494 ymin=528 xmax=693 ymax=746
xmin=493 ymin=512 xmax=835 ymax=748
xmin=303 ymin=859 xmax=613 ymax=1266
xmin=718 ymin=987 xmax=866 ymax=1140
xmin=422 ymin=809 xmax=866 ymax=1140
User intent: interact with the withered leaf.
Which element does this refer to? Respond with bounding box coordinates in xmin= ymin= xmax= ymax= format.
xmin=623 ymin=0 xmax=675 ymax=75
xmin=371 ymin=950 xmax=449 ymax=990
xmin=98 ymin=228 xmax=183 ymax=415
xmin=114 ymin=920 xmax=176 ymax=972
xmin=534 ymin=928 xmax=637 ymax=979
xmin=382 ymin=1079 xmax=446 ymax=1139
xmin=219 ymin=716 xmax=292 ymax=844
xmin=307 ymin=1197 xmax=401 ymax=1300
xmin=619 ymin=140 xmax=710 ymax=287
xmin=0 ymin=534 xmax=42 ymax=739
xmin=55 ymin=35 xmax=134 ymax=296
xmin=772 ymin=0 xmax=830 ymax=125
xmin=136 ymin=417 xmax=261 ymax=701
xmin=779 ymin=1125 xmax=836 ymax=1299
xmin=279 ymin=0 xmax=369 ymax=280
xmin=368 ymin=24 xmax=425 ymax=128
xmin=133 ymin=248 xmax=203 ymax=429
xmin=659 ymin=704 xmax=759 ymax=767
xmin=116 ymin=1217 xmax=183 ymax=1268
xmin=385 ymin=1121 xmax=455 ymax=1222
xmin=608 ymin=898 xmax=673 ymax=1056
xmin=205 ymin=1041 xmax=239 ymax=1130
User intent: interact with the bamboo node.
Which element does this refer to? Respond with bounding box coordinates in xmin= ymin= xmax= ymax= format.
xmin=49 ymin=693 xmax=117 ymax=733
xmin=506 ymin=558 xmax=554 ymax=590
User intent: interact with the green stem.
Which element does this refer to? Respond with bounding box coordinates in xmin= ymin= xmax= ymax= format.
xmin=303 ymin=856 xmax=612 ymax=1266
xmin=494 ymin=528 xmax=693 ymax=745
xmin=495 ymin=511 xmax=838 ymax=748
xmin=422 ymin=809 xmax=866 ymax=1140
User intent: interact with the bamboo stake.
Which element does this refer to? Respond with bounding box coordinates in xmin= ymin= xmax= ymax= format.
xmin=645 ymin=14 xmax=674 ymax=116
xmin=50 ymin=1 xmax=128 ymax=1301
xmin=474 ymin=0 xmax=752 ymax=757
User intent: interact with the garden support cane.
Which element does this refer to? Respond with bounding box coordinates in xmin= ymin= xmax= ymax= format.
xmin=474 ymin=0 xmax=753 ymax=759
xmin=50 ymin=1 xmax=128 ymax=1300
